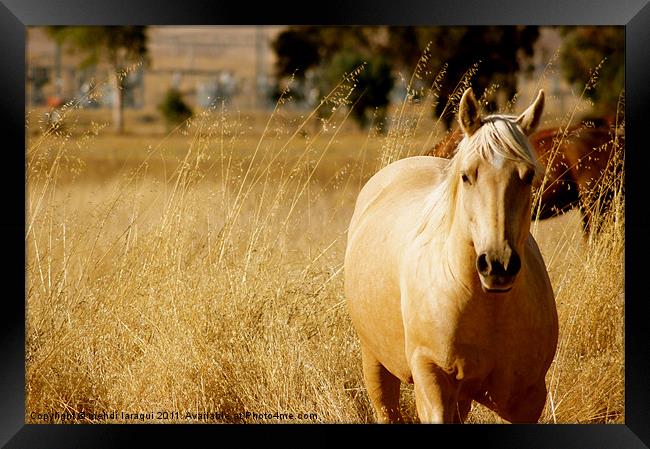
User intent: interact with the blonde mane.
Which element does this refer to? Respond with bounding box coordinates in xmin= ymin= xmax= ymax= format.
xmin=422 ymin=114 xmax=544 ymax=236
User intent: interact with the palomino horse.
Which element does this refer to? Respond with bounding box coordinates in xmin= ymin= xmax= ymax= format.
xmin=345 ymin=88 xmax=558 ymax=423
xmin=426 ymin=118 xmax=623 ymax=234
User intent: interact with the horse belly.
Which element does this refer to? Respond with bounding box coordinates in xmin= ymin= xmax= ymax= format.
xmin=345 ymin=156 xmax=449 ymax=382
xmin=346 ymin=246 xmax=412 ymax=380
xmin=345 ymin=221 xmax=413 ymax=381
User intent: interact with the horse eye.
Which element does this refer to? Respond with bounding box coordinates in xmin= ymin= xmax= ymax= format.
xmin=461 ymin=173 xmax=469 ymax=184
xmin=522 ymin=170 xmax=534 ymax=185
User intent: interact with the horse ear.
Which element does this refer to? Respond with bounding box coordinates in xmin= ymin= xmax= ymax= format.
xmin=516 ymin=90 xmax=545 ymax=135
xmin=458 ymin=88 xmax=482 ymax=136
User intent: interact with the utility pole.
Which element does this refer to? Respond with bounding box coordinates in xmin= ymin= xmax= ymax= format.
xmin=55 ymin=41 xmax=62 ymax=99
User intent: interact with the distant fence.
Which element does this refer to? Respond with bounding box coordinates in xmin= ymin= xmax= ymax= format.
xmin=26 ymin=63 xmax=577 ymax=119
xmin=26 ymin=64 xmax=280 ymax=111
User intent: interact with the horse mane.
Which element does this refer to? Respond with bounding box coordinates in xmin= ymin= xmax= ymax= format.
xmin=421 ymin=114 xmax=544 ymax=236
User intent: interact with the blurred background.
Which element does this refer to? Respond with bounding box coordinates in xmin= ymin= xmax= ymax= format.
xmin=26 ymin=25 xmax=624 ymax=135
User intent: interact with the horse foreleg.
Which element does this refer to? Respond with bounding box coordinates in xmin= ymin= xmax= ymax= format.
xmin=361 ymin=344 xmax=402 ymax=423
xmin=452 ymin=398 xmax=472 ymax=423
xmin=411 ymin=354 xmax=458 ymax=423
xmin=500 ymin=380 xmax=547 ymax=423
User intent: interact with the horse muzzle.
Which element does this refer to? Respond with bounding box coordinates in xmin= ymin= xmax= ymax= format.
xmin=476 ymin=250 xmax=521 ymax=294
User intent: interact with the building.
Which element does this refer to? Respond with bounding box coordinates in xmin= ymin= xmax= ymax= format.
xmin=26 ymin=26 xmax=284 ymax=111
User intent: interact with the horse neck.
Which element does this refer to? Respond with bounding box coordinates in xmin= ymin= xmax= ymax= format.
xmin=445 ymin=201 xmax=481 ymax=287
xmin=421 ymin=182 xmax=479 ymax=291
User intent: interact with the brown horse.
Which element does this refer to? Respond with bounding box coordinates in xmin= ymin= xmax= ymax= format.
xmin=425 ymin=118 xmax=624 ymax=233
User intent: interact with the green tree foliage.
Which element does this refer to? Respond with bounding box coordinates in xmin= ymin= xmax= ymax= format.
xmin=272 ymin=27 xmax=392 ymax=129
xmin=158 ymin=88 xmax=193 ymax=129
xmin=271 ymin=28 xmax=321 ymax=78
xmin=323 ymin=51 xmax=393 ymax=130
xmin=46 ymin=26 xmax=148 ymax=133
xmin=272 ymin=26 xmax=377 ymax=78
xmin=272 ymin=26 xmax=539 ymax=129
xmin=384 ymin=26 xmax=539 ymax=128
xmin=559 ymin=26 xmax=624 ymax=117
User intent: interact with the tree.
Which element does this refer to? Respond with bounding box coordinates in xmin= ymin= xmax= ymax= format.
xmin=271 ymin=28 xmax=321 ymax=79
xmin=46 ymin=26 xmax=148 ymax=134
xmin=272 ymin=26 xmax=377 ymax=79
xmin=158 ymin=88 xmax=193 ymax=130
xmin=322 ymin=51 xmax=393 ymax=129
xmin=385 ymin=26 xmax=539 ymax=129
xmin=272 ymin=26 xmax=392 ymax=128
xmin=559 ymin=27 xmax=624 ymax=117
xmin=272 ymin=26 xmax=540 ymax=130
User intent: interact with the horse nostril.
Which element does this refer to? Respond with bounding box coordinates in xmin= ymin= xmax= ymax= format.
xmin=478 ymin=252 xmax=520 ymax=278
xmin=476 ymin=253 xmax=490 ymax=276
xmin=506 ymin=251 xmax=521 ymax=276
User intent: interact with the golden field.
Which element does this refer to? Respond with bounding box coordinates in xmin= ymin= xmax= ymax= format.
xmin=25 ymin=76 xmax=624 ymax=424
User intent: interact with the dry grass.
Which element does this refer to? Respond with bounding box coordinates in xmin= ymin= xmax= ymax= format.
xmin=25 ymin=64 xmax=624 ymax=424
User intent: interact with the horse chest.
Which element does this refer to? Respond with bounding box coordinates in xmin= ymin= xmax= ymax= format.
xmin=404 ymin=296 xmax=498 ymax=380
xmin=405 ymin=286 xmax=549 ymax=384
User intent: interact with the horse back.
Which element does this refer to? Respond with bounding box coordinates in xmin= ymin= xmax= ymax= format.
xmin=530 ymin=123 xmax=619 ymax=220
xmin=349 ymin=156 xmax=449 ymax=237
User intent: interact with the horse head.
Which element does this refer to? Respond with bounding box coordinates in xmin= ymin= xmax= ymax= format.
xmin=453 ymin=88 xmax=545 ymax=293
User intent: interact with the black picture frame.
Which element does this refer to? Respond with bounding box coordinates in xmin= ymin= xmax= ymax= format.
xmin=4 ymin=0 xmax=649 ymax=447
